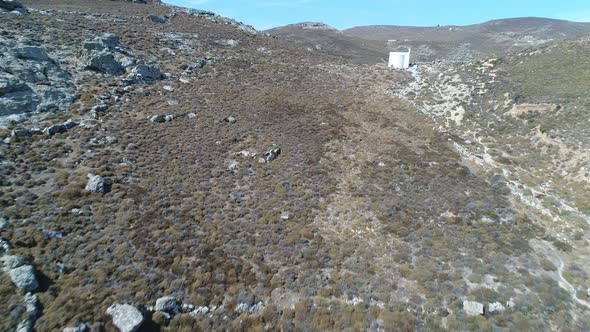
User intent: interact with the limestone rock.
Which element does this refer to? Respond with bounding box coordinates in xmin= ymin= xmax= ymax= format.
xmin=83 ymin=53 xmax=124 ymax=75
xmin=149 ymin=15 xmax=168 ymax=23
xmin=8 ymin=265 xmax=39 ymax=292
xmin=463 ymin=300 xmax=484 ymax=316
xmin=0 ymin=39 xmax=74 ymax=122
xmin=63 ymin=323 xmax=90 ymax=332
xmin=280 ymin=211 xmax=294 ymax=220
xmin=85 ymin=174 xmax=112 ymax=194
xmin=126 ymin=63 xmax=162 ymax=83
xmin=0 ymin=0 xmax=23 ymax=11
xmin=106 ymin=304 xmax=144 ymax=332
xmin=260 ymin=148 xmax=281 ymax=163
xmin=15 ymin=47 xmax=49 ymax=62
xmin=11 ymin=128 xmax=42 ymax=138
xmin=488 ymin=302 xmax=505 ymax=314
xmin=1 ymin=255 xmax=25 ymax=269
xmin=154 ymin=296 xmax=178 ymax=313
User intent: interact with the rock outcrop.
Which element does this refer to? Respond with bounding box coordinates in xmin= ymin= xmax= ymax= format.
xmin=0 ymin=37 xmax=75 ymax=127
xmin=85 ymin=174 xmax=113 ymax=194
xmin=106 ymin=304 xmax=144 ymax=332
xmin=463 ymin=300 xmax=484 ymax=316
xmin=0 ymin=255 xmax=39 ymax=292
xmin=154 ymin=296 xmax=178 ymax=313
xmin=0 ymin=0 xmax=23 ymax=11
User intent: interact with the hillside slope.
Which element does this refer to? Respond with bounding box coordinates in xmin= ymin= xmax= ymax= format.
xmin=0 ymin=1 xmax=589 ymax=331
xmin=342 ymin=17 xmax=590 ymax=62
xmin=266 ymin=22 xmax=388 ymax=64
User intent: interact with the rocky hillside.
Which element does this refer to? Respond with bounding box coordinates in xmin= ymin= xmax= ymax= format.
xmin=266 ymin=22 xmax=388 ymax=64
xmin=1 ymin=0 xmax=590 ymax=331
xmin=272 ymin=17 xmax=590 ymax=63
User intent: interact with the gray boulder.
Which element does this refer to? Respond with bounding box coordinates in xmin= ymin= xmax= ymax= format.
xmin=1 ymin=255 xmax=25 ymax=269
xmin=150 ymin=114 xmax=174 ymax=123
xmin=260 ymin=148 xmax=281 ymax=163
xmin=126 ymin=63 xmax=162 ymax=83
xmin=44 ymin=124 xmax=67 ymax=136
xmin=11 ymin=128 xmax=42 ymax=138
xmin=106 ymin=304 xmax=144 ymax=332
xmin=15 ymin=47 xmax=49 ymax=62
xmin=154 ymin=296 xmax=178 ymax=313
xmin=63 ymin=323 xmax=90 ymax=332
xmin=0 ymin=0 xmax=23 ymax=11
xmin=8 ymin=265 xmax=39 ymax=292
xmin=81 ymin=34 xmax=127 ymax=75
xmin=488 ymin=302 xmax=505 ymax=314
xmin=85 ymin=174 xmax=112 ymax=194
xmin=0 ymin=218 xmax=9 ymax=231
xmin=463 ymin=300 xmax=484 ymax=316
xmin=149 ymin=15 xmax=168 ymax=23
xmin=0 ymin=41 xmax=74 ymax=123
xmin=83 ymin=53 xmax=124 ymax=76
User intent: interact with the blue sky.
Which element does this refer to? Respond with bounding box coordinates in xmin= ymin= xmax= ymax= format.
xmin=164 ymin=0 xmax=590 ymax=30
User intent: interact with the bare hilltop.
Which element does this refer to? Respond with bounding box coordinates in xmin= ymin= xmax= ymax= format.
xmin=1 ymin=0 xmax=589 ymax=331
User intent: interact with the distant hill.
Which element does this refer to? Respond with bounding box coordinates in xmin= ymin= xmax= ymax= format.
xmin=266 ymin=22 xmax=389 ymax=64
xmin=269 ymin=17 xmax=590 ymax=63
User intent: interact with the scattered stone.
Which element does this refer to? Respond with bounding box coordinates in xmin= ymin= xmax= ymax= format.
xmin=192 ymin=306 xmax=209 ymax=315
xmin=236 ymin=301 xmax=265 ymax=314
xmin=180 ymin=303 xmax=195 ymax=313
xmin=63 ymin=119 xmax=78 ymax=129
xmin=0 ymin=254 xmax=25 ymax=269
xmin=125 ymin=62 xmax=162 ymax=83
xmin=488 ymin=302 xmax=505 ymax=314
xmin=221 ymin=39 xmax=239 ymax=47
xmin=23 ymin=292 xmax=39 ymax=317
xmin=16 ymin=319 xmax=33 ymax=332
xmin=40 ymin=228 xmax=63 ymax=240
xmin=237 ymin=150 xmax=257 ymax=158
xmin=150 ymin=114 xmax=174 ymax=123
xmin=44 ymin=124 xmax=67 ymax=136
xmin=0 ymin=238 xmax=10 ymax=252
xmin=85 ymin=174 xmax=112 ymax=194
xmin=0 ymin=218 xmax=9 ymax=231
xmin=281 ymin=211 xmax=294 ymax=220
xmin=43 ymin=119 xmax=78 ymax=136
xmin=8 ymin=265 xmax=39 ymax=292
xmin=162 ymin=85 xmax=174 ymax=92
xmin=224 ymin=116 xmax=237 ymax=124
xmin=506 ymin=298 xmax=515 ymax=308
xmin=228 ymin=161 xmax=239 ymax=173
xmin=63 ymin=323 xmax=90 ymax=332
xmin=194 ymin=59 xmax=207 ymax=69
xmin=259 ymin=148 xmax=281 ymax=163
xmin=11 ymin=128 xmax=42 ymax=138
xmin=463 ymin=300 xmax=484 ymax=316
xmin=154 ymin=296 xmax=178 ymax=313
xmin=186 ymin=112 xmax=196 ymax=119
xmin=167 ymin=99 xmax=179 ymax=106
xmin=0 ymin=0 xmax=23 ymax=11
xmin=106 ymin=304 xmax=144 ymax=332
xmin=149 ymin=15 xmax=168 ymax=23
xmin=83 ymin=53 xmax=124 ymax=76
xmin=91 ymin=104 xmax=108 ymax=119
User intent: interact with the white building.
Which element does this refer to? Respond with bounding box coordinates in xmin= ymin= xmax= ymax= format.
xmin=388 ymin=48 xmax=411 ymax=69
